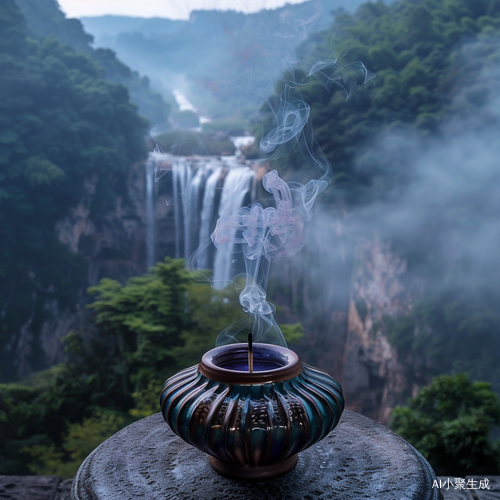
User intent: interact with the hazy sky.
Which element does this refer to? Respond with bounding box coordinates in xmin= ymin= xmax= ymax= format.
xmin=57 ymin=0 xmax=308 ymax=19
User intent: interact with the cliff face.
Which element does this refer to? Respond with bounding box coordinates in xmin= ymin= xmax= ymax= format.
xmin=14 ymin=289 xmax=87 ymax=377
xmin=11 ymin=163 xmax=421 ymax=424
xmin=341 ymin=238 xmax=420 ymax=424
xmin=270 ymin=214 xmax=418 ymax=423
xmin=56 ymin=162 xmax=175 ymax=286
xmin=12 ymin=159 xmax=175 ymax=379
xmin=269 ymin=209 xmax=354 ymax=381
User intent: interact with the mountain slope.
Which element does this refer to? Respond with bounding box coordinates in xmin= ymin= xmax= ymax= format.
xmin=15 ymin=0 xmax=171 ymax=125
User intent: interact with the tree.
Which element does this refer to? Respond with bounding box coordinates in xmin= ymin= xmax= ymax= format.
xmin=15 ymin=0 xmax=171 ymax=125
xmin=0 ymin=257 xmax=305 ymax=474
xmin=23 ymin=412 xmax=125 ymax=478
xmin=0 ymin=0 xmax=149 ymax=380
xmin=391 ymin=373 xmax=500 ymax=475
xmin=83 ymin=258 xmax=303 ymax=394
xmin=83 ymin=258 xmax=244 ymax=393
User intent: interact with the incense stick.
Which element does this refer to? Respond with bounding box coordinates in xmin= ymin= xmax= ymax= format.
xmin=248 ymin=333 xmax=253 ymax=373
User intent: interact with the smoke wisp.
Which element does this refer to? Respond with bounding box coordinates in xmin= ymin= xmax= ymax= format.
xmin=208 ymin=13 xmax=374 ymax=347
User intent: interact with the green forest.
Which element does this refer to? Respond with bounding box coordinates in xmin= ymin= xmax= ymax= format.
xmin=0 ymin=0 xmax=145 ymax=380
xmin=1 ymin=0 xmax=500 ymax=478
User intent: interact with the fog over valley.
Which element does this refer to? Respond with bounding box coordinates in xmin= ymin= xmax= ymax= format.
xmin=1 ymin=0 xmax=500 ymax=479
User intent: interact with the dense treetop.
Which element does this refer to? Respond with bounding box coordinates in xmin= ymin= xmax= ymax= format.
xmin=392 ymin=373 xmax=500 ymax=475
xmin=15 ymin=0 xmax=171 ymax=125
xmin=0 ymin=0 xmax=149 ymax=379
xmin=267 ymin=0 xmax=500 ymax=203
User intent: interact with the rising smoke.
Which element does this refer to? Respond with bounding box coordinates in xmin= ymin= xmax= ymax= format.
xmin=205 ymin=9 xmax=374 ymax=347
xmin=280 ymin=35 xmax=500 ymax=381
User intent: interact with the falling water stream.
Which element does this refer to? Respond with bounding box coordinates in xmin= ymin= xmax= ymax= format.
xmin=145 ymin=157 xmax=156 ymax=269
xmin=211 ymin=165 xmax=255 ymax=286
xmin=146 ymin=141 xmax=256 ymax=285
xmin=172 ymin=155 xmax=255 ymax=286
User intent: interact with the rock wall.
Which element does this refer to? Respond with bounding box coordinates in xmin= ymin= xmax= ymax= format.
xmin=12 ymin=159 xmax=175 ymax=379
xmin=11 ymin=160 xmax=422 ymax=424
xmin=56 ymin=161 xmax=175 ymax=287
xmin=341 ymin=238 xmax=420 ymax=424
xmin=14 ymin=288 xmax=87 ymax=377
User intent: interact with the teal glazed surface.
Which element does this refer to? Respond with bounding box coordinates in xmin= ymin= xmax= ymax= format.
xmin=160 ymin=360 xmax=344 ymax=471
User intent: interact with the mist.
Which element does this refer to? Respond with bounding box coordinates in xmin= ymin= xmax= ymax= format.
xmin=352 ymin=37 xmax=500 ymax=293
xmin=272 ymin=36 xmax=500 ymax=395
xmin=79 ymin=0 xmax=370 ymax=111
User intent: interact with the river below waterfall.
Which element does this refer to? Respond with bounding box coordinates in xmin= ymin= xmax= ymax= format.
xmin=173 ymin=89 xmax=211 ymax=125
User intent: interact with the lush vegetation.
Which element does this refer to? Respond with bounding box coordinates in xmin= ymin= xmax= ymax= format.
xmin=385 ymin=291 xmax=500 ymax=392
xmin=0 ymin=258 xmax=303 ymax=476
xmin=153 ymin=129 xmax=236 ymax=156
xmin=2 ymin=0 xmax=500 ymax=478
xmin=170 ymin=110 xmax=200 ymax=129
xmin=262 ymin=0 xmax=499 ymax=198
xmin=0 ymin=0 xmax=152 ymax=380
xmin=16 ymin=0 xmax=171 ymax=125
xmin=284 ymin=0 xmax=500 ymax=392
xmin=392 ymin=374 xmax=500 ymax=475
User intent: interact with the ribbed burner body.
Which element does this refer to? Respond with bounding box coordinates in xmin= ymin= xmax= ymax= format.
xmin=160 ymin=343 xmax=344 ymax=479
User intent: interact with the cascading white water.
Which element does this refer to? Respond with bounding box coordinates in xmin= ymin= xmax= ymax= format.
xmin=169 ymin=155 xmax=255 ymax=283
xmin=172 ymin=159 xmax=192 ymax=259
xmin=212 ymin=165 xmax=255 ymax=287
xmin=183 ymin=164 xmax=207 ymax=259
xmin=197 ymin=163 xmax=223 ymax=270
xmin=145 ymin=157 xmax=156 ymax=269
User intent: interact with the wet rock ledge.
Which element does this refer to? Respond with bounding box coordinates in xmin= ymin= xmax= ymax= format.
xmin=74 ymin=410 xmax=438 ymax=499
xmin=1 ymin=411 xmax=499 ymax=499
xmin=0 ymin=475 xmax=72 ymax=499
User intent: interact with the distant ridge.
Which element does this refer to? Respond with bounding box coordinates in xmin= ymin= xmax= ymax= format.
xmin=79 ymin=0 xmax=370 ymax=119
xmin=80 ymin=15 xmax=186 ymax=41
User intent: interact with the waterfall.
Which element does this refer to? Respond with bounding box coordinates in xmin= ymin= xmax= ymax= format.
xmin=212 ymin=165 xmax=255 ymax=287
xmin=145 ymin=157 xmax=156 ymax=269
xmin=172 ymin=160 xmax=193 ymax=259
xmin=183 ymin=164 xmax=207 ymax=259
xmin=197 ymin=163 xmax=223 ymax=270
xmin=168 ymin=155 xmax=255 ymax=283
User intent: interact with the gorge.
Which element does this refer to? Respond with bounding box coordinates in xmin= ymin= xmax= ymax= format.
xmin=9 ymin=147 xmax=415 ymax=423
xmin=5 ymin=0 xmax=500 ymax=430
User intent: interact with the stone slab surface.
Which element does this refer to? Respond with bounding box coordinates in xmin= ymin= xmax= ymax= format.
xmin=71 ymin=410 xmax=442 ymax=500
xmin=55 ymin=479 xmax=73 ymax=500
xmin=0 ymin=475 xmax=69 ymax=500
xmin=0 ymin=473 xmax=497 ymax=499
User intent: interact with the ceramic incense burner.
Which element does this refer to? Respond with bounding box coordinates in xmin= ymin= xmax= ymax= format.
xmin=160 ymin=343 xmax=344 ymax=479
